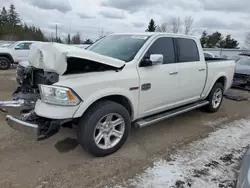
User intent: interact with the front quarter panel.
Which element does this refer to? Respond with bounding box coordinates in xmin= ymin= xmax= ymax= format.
xmin=55 ymin=65 xmax=139 ymax=120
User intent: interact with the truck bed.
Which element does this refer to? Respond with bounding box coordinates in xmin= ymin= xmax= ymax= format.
xmin=202 ymin=58 xmax=236 ymax=99
xmin=205 ymin=57 xmax=232 ymax=62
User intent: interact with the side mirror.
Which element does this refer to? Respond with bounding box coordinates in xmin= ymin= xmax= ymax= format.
xmin=141 ymin=54 xmax=163 ymax=67
xmin=15 ymin=46 xmax=21 ymax=50
xmin=150 ymin=54 xmax=163 ymax=65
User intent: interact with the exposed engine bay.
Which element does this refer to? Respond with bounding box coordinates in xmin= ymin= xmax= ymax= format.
xmin=3 ymin=57 xmax=121 ymax=140
xmin=65 ymin=57 xmax=120 ymax=75
xmin=6 ymin=61 xmax=61 ymax=139
xmin=14 ymin=57 xmax=119 ymax=102
xmin=14 ymin=61 xmax=59 ymax=102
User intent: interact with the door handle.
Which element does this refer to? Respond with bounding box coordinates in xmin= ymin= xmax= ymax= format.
xmin=198 ymin=68 xmax=205 ymax=71
xmin=169 ymin=72 xmax=178 ymax=75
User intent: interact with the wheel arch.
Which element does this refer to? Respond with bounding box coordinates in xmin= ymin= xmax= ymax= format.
xmin=215 ymin=76 xmax=227 ymax=90
xmin=0 ymin=53 xmax=14 ymax=63
xmin=204 ymin=76 xmax=227 ymax=99
xmin=74 ymin=94 xmax=135 ymax=121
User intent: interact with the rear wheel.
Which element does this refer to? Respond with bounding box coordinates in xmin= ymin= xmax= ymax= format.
xmin=0 ymin=57 xmax=11 ymax=70
xmin=77 ymin=100 xmax=131 ymax=157
xmin=205 ymin=82 xmax=224 ymax=113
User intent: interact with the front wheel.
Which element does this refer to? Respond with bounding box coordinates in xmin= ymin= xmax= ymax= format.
xmin=0 ymin=57 xmax=11 ymax=70
xmin=77 ymin=100 xmax=131 ymax=157
xmin=205 ymin=82 xmax=224 ymax=113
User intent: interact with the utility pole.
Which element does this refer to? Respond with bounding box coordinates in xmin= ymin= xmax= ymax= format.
xmin=99 ymin=28 xmax=105 ymax=39
xmin=56 ymin=24 xmax=58 ymax=42
xmin=51 ymin=33 xmax=53 ymax=42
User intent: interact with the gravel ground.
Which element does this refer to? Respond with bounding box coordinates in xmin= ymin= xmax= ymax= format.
xmin=1 ymin=69 xmax=250 ymax=188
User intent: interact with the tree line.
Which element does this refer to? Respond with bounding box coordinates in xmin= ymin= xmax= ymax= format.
xmin=146 ymin=18 xmax=239 ymax=49
xmin=0 ymin=4 xmax=93 ymax=44
xmin=0 ymin=5 xmax=46 ymax=41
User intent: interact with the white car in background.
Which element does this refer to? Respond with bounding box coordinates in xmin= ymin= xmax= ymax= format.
xmin=0 ymin=41 xmax=41 ymax=70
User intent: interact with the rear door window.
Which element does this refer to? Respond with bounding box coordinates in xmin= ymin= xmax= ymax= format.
xmin=176 ymin=38 xmax=200 ymax=62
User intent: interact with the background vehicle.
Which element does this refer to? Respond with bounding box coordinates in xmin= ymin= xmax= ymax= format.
xmin=227 ymin=55 xmax=242 ymax=62
xmin=204 ymin=52 xmax=215 ymax=58
xmin=0 ymin=33 xmax=235 ymax=157
xmin=239 ymin=53 xmax=250 ymax=57
xmin=232 ymin=57 xmax=250 ymax=88
xmin=0 ymin=40 xmax=39 ymax=70
xmin=236 ymin=147 xmax=250 ymax=188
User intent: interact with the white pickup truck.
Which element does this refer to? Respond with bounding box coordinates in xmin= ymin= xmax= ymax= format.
xmin=0 ymin=41 xmax=39 ymax=70
xmin=0 ymin=33 xmax=235 ymax=157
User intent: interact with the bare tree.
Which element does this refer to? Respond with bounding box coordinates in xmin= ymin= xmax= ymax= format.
xmin=155 ymin=16 xmax=194 ymax=34
xmin=170 ymin=17 xmax=181 ymax=33
xmin=184 ymin=16 xmax=194 ymax=35
xmin=155 ymin=22 xmax=171 ymax=32
xmin=245 ymin=32 xmax=250 ymax=49
xmin=72 ymin=32 xmax=81 ymax=44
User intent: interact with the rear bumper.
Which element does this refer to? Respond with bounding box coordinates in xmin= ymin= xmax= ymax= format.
xmin=6 ymin=115 xmax=38 ymax=136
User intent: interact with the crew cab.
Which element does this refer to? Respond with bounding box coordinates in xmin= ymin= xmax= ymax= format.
xmin=0 ymin=41 xmax=40 ymax=70
xmin=0 ymin=33 xmax=235 ymax=157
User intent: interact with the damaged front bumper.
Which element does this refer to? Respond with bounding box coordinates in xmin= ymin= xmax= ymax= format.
xmin=0 ymin=100 xmax=70 ymax=140
xmin=0 ymin=100 xmax=38 ymax=137
xmin=6 ymin=115 xmax=38 ymax=136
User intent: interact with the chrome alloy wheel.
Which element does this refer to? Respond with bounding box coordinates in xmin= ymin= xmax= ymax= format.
xmin=212 ymin=88 xmax=222 ymax=109
xmin=93 ymin=113 xmax=125 ymax=150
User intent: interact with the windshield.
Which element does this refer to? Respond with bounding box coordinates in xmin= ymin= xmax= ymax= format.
xmin=7 ymin=41 xmax=18 ymax=48
xmin=237 ymin=58 xmax=250 ymax=66
xmin=87 ymin=35 xmax=150 ymax=62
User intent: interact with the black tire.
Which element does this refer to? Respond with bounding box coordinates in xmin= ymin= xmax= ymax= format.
xmin=77 ymin=100 xmax=131 ymax=157
xmin=205 ymin=82 xmax=224 ymax=113
xmin=0 ymin=57 xmax=11 ymax=70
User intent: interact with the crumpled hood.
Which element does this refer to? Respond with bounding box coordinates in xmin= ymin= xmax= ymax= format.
xmin=235 ymin=64 xmax=250 ymax=75
xmin=28 ymin=42 xmax=125 ymax=75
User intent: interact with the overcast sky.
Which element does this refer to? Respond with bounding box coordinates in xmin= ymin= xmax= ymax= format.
xmin=0 ymin=0 xmax=249 ymax=46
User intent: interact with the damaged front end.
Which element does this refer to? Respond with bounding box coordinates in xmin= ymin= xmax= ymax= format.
xmin=0 ymin=42 xmax=125 ymax=140
xmin=0 ymin=61 xmax=70 ymax=140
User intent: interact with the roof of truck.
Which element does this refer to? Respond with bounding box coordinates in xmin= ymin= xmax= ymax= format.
xmin=110 ymin=32 xmax=193 ymax=37
xmin=109 ymin=32 xmax=198 ymax=40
